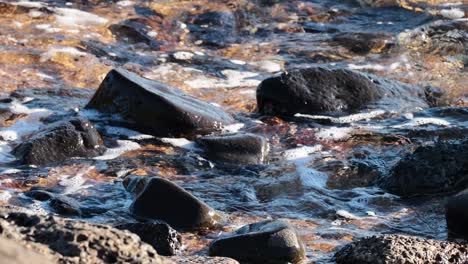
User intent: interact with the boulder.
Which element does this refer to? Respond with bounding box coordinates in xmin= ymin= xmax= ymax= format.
xmin=109 ymin=18 xmax=160 ymax=49
xmin=49 ymin=196 xmax=82 ymax=216
xmin=209 ymin=220 xmax=305 ymax=264
xmin=13 ymin=117 xmax=105 ymax=166
xmin=335 ymin=234 xmax=468 ymax=264
xmin=0 ymin=207 xmax=173 ymax=264
xmin=130 ymin=177 xmax=223 ymax=230
xmin=381 ymin=140 xmax=468 ymax=196
xmin=24 ymin=190 xmax=54 ymax=201
xmin=446 ymin=189 xmax=468 ymax=240
xmin=86 ymin=68 xmax=235 ymax=137
xmin=116 ymin=222 xmax=182 ymax=256
xmin=256 ymin=67 xmax=429 ymax=116
xmin=196 ymin=133 xmax=269 ymax=164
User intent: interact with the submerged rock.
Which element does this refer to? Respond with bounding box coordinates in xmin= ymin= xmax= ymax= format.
xmin=332 ymin=32 xmax=395 ymax=54
xmin=446 ymin=189 xmax=468 ymax=240
xmin=86 ymin=68 xmax=235 ymax=137
xmin=209 ymin=220 xmax=305 ymax=264
xmin=13 ymin=118 xmax=105 ymax=166
xmin=335 ymin=234 xmax=468 ymax=264
xmin=130 ymin=177 xmax=223 ymax=230
xmin=109 ymin=18 xmax=160 ymax=49
xmin=49 ymin=196 xmax=82 ymax=216
xmin=381 ymin=140 xmax=468 ymax=196
xmin=116 ymin=222 xmax=182 ymax=256
xmin=256 ymin=67 xmax=429 ymax=116
xmin=0 ymin=207 xmax=172 ymax=264
xmin=196 ymin=133 xmax=269 ymax=164
xmin=187 ymin=11 xmax=236 ymax=48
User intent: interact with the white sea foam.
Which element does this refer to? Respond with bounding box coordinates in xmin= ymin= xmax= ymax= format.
xmin=392 ymin=117 xmax=450 ymax=128
xmin=336 ymin=209 xmax=360 ymax=220
xmin=295 ymin=110 xmax=386 ymax=124
xmin=54 ymin=8 xmax=108 ymax=27
xmin=40 ymin=46 xmax=87 ymax=62
xmin=104 ymin=126 xmax=154 ymax=140
xmin=160 ymin=138 xmax=199 ymax=151
xmin=0 ymin=142 xmax=16 ymax=163
xmin=222 ymin=123 xmax=245 ymax=133
xmin=348 ymin=62 xmax=400 ymax=71
xmin=59 ymin=168 xmax=92 ymax=195
xmin=282 ymin=145 xmax=323 ymax=160
xmin=440 ymin=8 xmax=465 ymax=20
xmin=184 ymin=70 xmax=260 ymax=89
xmin=315 ymin=127 xmax=353 ymax=141
xmin=94 ymin=140 xmax=141 ymax=160
xmin=282 ymin=145 xmax=328 ymax=188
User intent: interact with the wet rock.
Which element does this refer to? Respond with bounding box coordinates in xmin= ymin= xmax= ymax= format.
xmin=196 ymin=133 xmax=269 ymax=164
xmin=24 ymin=190 xmax=53 ymax=201
xmin=187 ymin=11 xmax=236 ymax=48
xmin=109 ymin=18 xmax=160 ymax=49
xmin=49 ymin=196 xmax=82 ymax=216
xmin=169 ymin=256 xmax=239 ymax=264
xmin=130 ymin=177 xmax=223 ymax=230
xmin=257 ymin=67 xmax=429 ymax=116
xmin=381 ymin=140 xmax=468 ymax=196
xmin=86 ymin=68 xmax=235 ymax=137
xmin=0 ymin=207 xmax=173 ymax=264
xmin=332 ymin=32 xmax=395 ymax=54
xmin=446 ymin=189 xmax=468 ymax=240
xmin=335 ymin=234 xmax=468 ymax=264
xmin=398 ymin=19 xmax=468 ymax=56
xmin=209 ymin=220 xmax=306 ymax=264
xmin=116 ymin=222 xmax=182 ymax=256
xmin=13 ymin=117 xmax=106 ymax=166
xmin=0 ymin=236 xmax=55 ymax=264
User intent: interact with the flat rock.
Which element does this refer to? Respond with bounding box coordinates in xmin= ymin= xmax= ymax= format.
xmin=381 ymin=140 xmax=468 ymax=196
xmin=335 ymin=234 xmax=468 ymax=264
xmin=116 ymin=221 xmax=183 ymax=256
xmin=13 ymin=117 xmax=105 ymax=166
xmin=446 ymin=189 xmax=468 ymax=240
xmin=196 ymin=133 xmax=269 ymax=164
xmin=0 ymin=207 xmax=173 ymax=264
xmin=130 ymin=177 xmax=224 ymax=230
xmin=256 ymin=67 xmax=429 ymax=117
xmin=209 ymin=220 xmax=305 ymax=264
xmin=86 ymin=68 xmax=235 ymax=137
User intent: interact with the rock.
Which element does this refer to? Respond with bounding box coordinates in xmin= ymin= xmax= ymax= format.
xmin=0 ymin=207 xmax=173 ymax=264
xmin=130 ymin=177 xmax=223 ymax=230
xmin=86 ymin=68 xmax=235 ymax=137
xmin=49 ymin=196 xmax=82 ymax=216
xmin=109 ymin=18 xmax=160 ymax=49
xmin=332 ymin=32 xmax=395 ymax=54
xmin=256 ymin=67 xmax=429 ymax=117
xmin=381 ymin=140 xmax=468 ymax=196
xmin=24 ymin=190 xmax=53 ymax=201
xmin=0 ymin=236 xmax=56 ymax=264
xmin=196 ymin=133 xmax=269 ymax=164
xmin=209 ymin=220 xmax=305 ymax=264
xmin=446 ymin=189 xmax=468 ymax=240
xmin=169 ymin=256 xmax=239 ymax=264
xmin=187 ymin=11 xmax=236 ymax=48
xmin=398 ymin=19 xmax=468 ymax=56
xmin=335 ymin=234 xmax=468 ymax=264
xmin=13 ymin=117 xmax=105 ymax=166
xmin=116 ymin=222 xmax=182 ymax=256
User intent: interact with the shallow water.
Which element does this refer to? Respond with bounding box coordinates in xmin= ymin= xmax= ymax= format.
xmin=0 ymin=0 xmax=467 ymax=263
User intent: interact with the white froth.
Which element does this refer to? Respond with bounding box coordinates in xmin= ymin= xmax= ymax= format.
xmin=184 ymin=70 xmax=260 ymax=89
xmin=104 ymin=126 xmax=154 ymax=140
xmin=222 ymin=123 xmax=245 ymax=133
xmin=0 ymin=142 xmax=16 ymax=163
xmin=0 ymin=190 xmax=12 ymax=203
xmin=315 ymin=127 xmax=353 ymax=141
xmin=440 ymin=8 xmax=465 ymax=20
xmin=348 ymin=62 xmax=400 ymax=71
xmin=392 ymin=117 xmax=450 ymax=128
xmin=94 ymin=140 xmax=141 ymax=160
xmin=40 ymin=46 xmax=87 ymax=62
xmin=172 ymin=51 xmax=194 ymax=61
xmin=283 ymin=145 xmax=328 ymax=188
xmin=282 ymin=145 xmax=323 ymax=160
xmin=54 ymin=8 xmax=108 ymax=27
xmin=295 ymin=110 xmax=386 ymax=124
xmin=336 ymin=209 xmax=360 ymax=220
xmin=160 ymin=138 xmax=199 ymax=151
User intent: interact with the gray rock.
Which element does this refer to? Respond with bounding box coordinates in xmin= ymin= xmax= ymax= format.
xmin=381 ymin=140 xmax=468 ymax=196
xmin=13 ymin=117 xmax=105 ymax=166
xmin=256 ymin=67 xmax=429 ymax=117
xmin=209 ymin=220 xmax=305 ymax=264
xmin=116 ymin=222 xmax=183 ymax=256
xmin=196 ymin=133 xmax=269 ymax=164
xmin=49 ymin=196 xmax=82 ymax=216
xmin=86 ymin=68 xmax=235 ymax=137
xmin=0 ymin=236 xmax=56 ymax=264
xmin=0 ymin=207 xmax=173 ymax=264
xmin=446 ymin=189 xmax=468 ymax=240
xmin=130 ymin=177 xmax=224 ymax=230
xmin=335 ymin=234 xmax=468 ymax=264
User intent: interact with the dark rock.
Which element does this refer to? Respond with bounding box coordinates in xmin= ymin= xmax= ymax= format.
xmin=0 ymin=207 xmax=173 ymax=264
xmin=0 ymin=236 xmax=56 ymax=264
xmin=49 ymin=196 xmax=82 ymax=216
xmin=187 ymin=11 xmax=236 ymax=48
xmin=109 ymin=18 xmax=160 ymax=49
xmin=209 ymin=220 xmax=305 ymax=264
xmin=335 ymin=234 xmax=468 ymax=264
xmin=446 ymin=189 xmax=468 ymax=240
xmin=13 ymin=117 xmax=105 ymax=166
xmin=116 ymin=222 xmax=182 ymax=256
xmin=86 ymin=68 xmax=235 ymax=137
xmin=196 ymin=133 xmax=269 ymax=164
xmin=24 ymin=190 xmax=54 ymax=201
xmin=332 ymin=32 xmax=395 ymax=54
xmin=381 ymin=140 xmax=468 ymax=196
xmin=130 ymin=177 xmax=223 ymax=230
xmin=256 ymin=67 xmax=428 ymax=116
xmin=169 ymin=256 xmax=239 ymax=264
